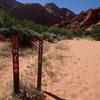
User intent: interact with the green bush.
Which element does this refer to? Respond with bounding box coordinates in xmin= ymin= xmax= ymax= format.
xmin=93 ymin=25 xmax=100 ymax=31
xmin=42 ymin=32 xmax=57 ymax=42
xmin=68 ymin=29 xmax=85 ymax=38
xmin=48 ymin=27 xmax=67 ymax=36
xmin=91 ymin=25 xmax=100 ymax=41
xmin=33 ymin=24 xmax=49 ymax=33
xmin=0 ymin=10 xmax=94 ymax=48
xmin=48 ymin=27 xmax=85 ymax=39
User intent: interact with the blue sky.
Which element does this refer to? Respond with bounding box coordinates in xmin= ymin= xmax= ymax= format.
xmin=17 ymin=0 xmax=100 ymax=14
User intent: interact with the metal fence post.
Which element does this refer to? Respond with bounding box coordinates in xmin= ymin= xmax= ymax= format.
xmin=11 ymin=35 xmax=20 ymax=94
xmin=37 ymin=39 xmax=43 ymax=91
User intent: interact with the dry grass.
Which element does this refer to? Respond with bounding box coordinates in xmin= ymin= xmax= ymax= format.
xmin=0 ymin=40 xmax=70 ymax=100
xmin=55 ymin=43 xmax=69 ymax=51
xmin=0 ymin=42 xmax=11 ymax=58
xmin=0 ymin=40 xmax=64 ymax=99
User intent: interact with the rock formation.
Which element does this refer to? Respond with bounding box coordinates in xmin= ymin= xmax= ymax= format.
xmin=1 ymin=0 xmax=99 ymax=30
xmin=0 ymin=0 xmax=22 ymax=10
xmin=54 ymin=7 xmax=100 ymax=30
xmin=45 ymin=3 xmax=75 ymax=20
xmin=9 ymin=2 xmax=75 ymax=26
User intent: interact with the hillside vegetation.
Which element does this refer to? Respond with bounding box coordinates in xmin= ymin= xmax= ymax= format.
xmin=0 ymin=10 xmax=100 ymax=100
xmin=0 ymin=10 xmax=100 ymax=47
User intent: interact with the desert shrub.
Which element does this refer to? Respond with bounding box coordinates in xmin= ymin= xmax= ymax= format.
xmin=42 ymin=32 xmax=57 ymax=42
xmin=18 ymin=83 xmax=46 ymax=100
xmin=0 ymin=10 xmax=18 ymax=28
xmin=0 ymin=10 xmax=91 ymax=47
xmin=48 ymin=27 xmax=67 ymax=36
xmin=67 ymin=28 xmax=85 ymax=39
xmin=91 ymin=25 xmax=100 ymax=40
xmin=33 ymin=24 xmax=49 ymax=33
xmin=71 ymin=29 xmax=85 ymax=37
xmin=0 ymin=27 xmax=38 ymax=48
xmin=0 ymin=10 xmax=38 ymax=47
xmin=48 ymin=27 xmax=85 ymax=39
xmin=93 ymin=25 xmax=100 ymax=31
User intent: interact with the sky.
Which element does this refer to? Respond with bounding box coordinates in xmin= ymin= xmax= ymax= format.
xmin=17 ymin=0 xmax=100 ymax=14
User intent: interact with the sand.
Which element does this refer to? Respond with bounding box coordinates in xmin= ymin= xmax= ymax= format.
xmin=0 ymin=39 xmax=100 ymax=100
xmin=43 ymin=39 xmax=100 ymax=100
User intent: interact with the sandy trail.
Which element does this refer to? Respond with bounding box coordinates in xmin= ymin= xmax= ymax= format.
xmin=0 ymin=39 xmax=100 ymax=100
xmin=43 ymin=39 xmax=100 ymax=100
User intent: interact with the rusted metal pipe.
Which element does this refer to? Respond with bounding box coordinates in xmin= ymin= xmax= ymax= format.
xmin=37 ymin=38 xmax=43 ymax=91
xmin=11 ymin=35 xmax=20 ymax=94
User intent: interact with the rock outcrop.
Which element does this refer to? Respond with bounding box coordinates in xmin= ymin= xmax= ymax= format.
xmin=45 ymin=3 xmax=75 ymax=20
xmin=0 ymin=0 xmax=100 ymax=30
xmin=0 ymin=1 xmax=75 ymax=26
xmin=10 ymin=3 xmax=49 ymax=25
xmin=0 ymin=0 xmax=22 ymax=10
xmin=9 ymin=3 xmax=75 ymax=26
xmin=54 ymin=7 xmax=100 ymax=30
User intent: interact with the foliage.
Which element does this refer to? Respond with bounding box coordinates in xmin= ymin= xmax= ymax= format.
xmin=0 ymin=10 xmax=39 ymax=47
xmin=48 ymin=27 xmax=67 ymax=36
xmin=91 ymin=25 xmax=100 ymax=41
xmin=1 ymin=10 xmax=100 ymax=47
xmin=42 ymin=32 xmax=57 ymax=42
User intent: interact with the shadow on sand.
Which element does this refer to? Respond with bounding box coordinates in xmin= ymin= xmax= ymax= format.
xmin=43 ymin=91 xmax=67 ymax=100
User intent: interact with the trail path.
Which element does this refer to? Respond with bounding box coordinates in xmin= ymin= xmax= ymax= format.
xmin=0 ymin=39 xmax=100 ymax=100
xmin=44 ymin=39 xmax=100 ymax=100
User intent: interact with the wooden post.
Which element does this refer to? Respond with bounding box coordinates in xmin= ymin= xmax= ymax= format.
xmin=37 ymin=39 xmax=43 ymax=91
xmin=11 ymin=35 xmax=20 ymax=94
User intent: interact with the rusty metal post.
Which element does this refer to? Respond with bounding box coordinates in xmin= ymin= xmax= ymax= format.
xmin=37 ymin=39 xmax=43 ymax=91
xmin=11 ymin=35 xmax=20 ymax=94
